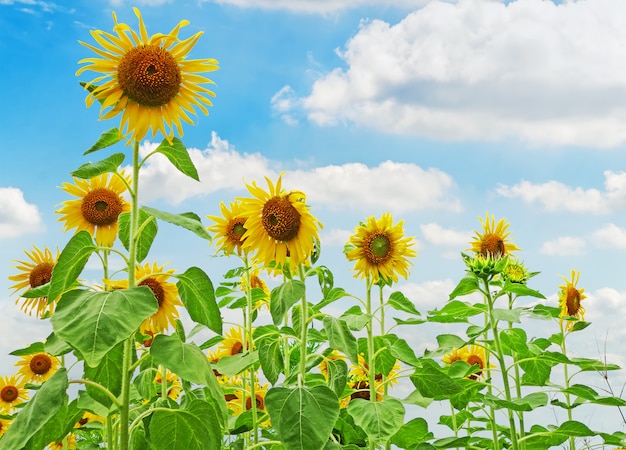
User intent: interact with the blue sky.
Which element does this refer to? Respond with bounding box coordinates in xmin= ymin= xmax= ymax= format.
xmin=2 ymin=0 xmax=626 ymax=438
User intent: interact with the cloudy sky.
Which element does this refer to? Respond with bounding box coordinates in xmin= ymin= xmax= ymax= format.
xmin=2 ymin=0 xmax=626 ymax=437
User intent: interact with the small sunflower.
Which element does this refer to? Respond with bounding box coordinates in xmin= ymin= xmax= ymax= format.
xmin=56 ymin=173 xmax=131 ymax=247
xmin=239 ymin=266 xmax=270 ymax=310
xmin=105 ymin=262 xmax=182 ymax=334
xmin=225 ymin=379 xmax=270 ymax=425
xmin=207 ymin=201 xmax=248 ymax=256
xmin=345 ymin=212 xmax=417 ymax=284
xmin=48 ymin=433 xmax=77 ymax=450
xmin=0 ymin=417 xmax=11 ymax=437
xmin=15 ymin=352 xmax=60 ymax=384
xmin=0 ymin=374 xmax=29 ymax=414
xmin=215 ymin=327 xmax=250 ymax=357
xmin=442 ymin=347 xmax=468 ymax=365
xmin=75 ymin=410 xmax=104 ymax=428
xmin=77 ymin=7 xmax=219 ymax=143
xmin=558 ymin=270 xmax=587 ymax=331
xmin=9 ymin=245 xmax=60 ymax=318
xmin=154 ymin=368 xmax=182 ymax=401
xmin=502 ymin=259 xmax=530 ymax=284
xmin=239 ymin=174 xmax=323 ymax=269
xmin=469 ymin=213 xmax=520 ymax=258
xmin=443 ymin=345 xmax=489 ymax=380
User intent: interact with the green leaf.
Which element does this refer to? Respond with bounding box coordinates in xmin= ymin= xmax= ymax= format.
xmin=149 ymin=399 xmax=221 ymax=450
xmin=554 ymin=420 xmax=595 ymax=437
xmin=9 ymin=342 xmax=45 ymax=356
xmin=266 ymin=385 xmax=340 ymax=450
xmin=323 ymin=316 xmax=358 ymax=364
xmin=48 ymin=230 xmax=96 ymax=302
xmin=527 ymin=304 xmax=561 ymax=319
xmin=83 ymin=341 xmax=124 ymax=407
xmin=339 ymin=305 xmax=372 ymax=331
xmin=141 ymin=206 xmax=211 ymax=240
xmin=501 ymin=281 xmax=546 ymax=299
xmin=154 ymin=137 xmax=199 ymax=181
xmin=270 ymin=280 xmax=306 ymax=325
xmin=72 ymin=153 xmax=125 ymax=178
xmin=571 ymin=320 xmax=592 ymax=332
xmin=499 ymin=328 xmax=529 ymax=357
xmin=25 ymin=399 xmax=83 ymax=450
xmin=428 ymin=300 xmax=484 ymax=323
xmin=410 ymin=362 xmax=463 ymax=398
xmin=176 ymin=266 xmax=222 ymax=334
xmin=84 ymin=127 xmax=123 ymax=155
xmin=387 ymin=291 xmax=421 ymax=316
xmin=402 ymin=389 xmax=433 ymax=408
xmin=448 ymin=275 xmax=479 ymax=300
xmin=383 ymin=334 xmax=421 ymax=367
xmin=43 ymin=332 xmax=73 ymax=356
xmin=51 ymin=287 xmax=158 ymax=367
xmin=259 ymin=339 xmax=283 ymax=385
xmin=326 ymin=358 xmax=348 ymax=398
xmin=391 ymin=417 xmax=433 ymax=449
xmin=492 ymin=307 xmax=522 ymax=323
xmin=0 ymin=368 xmax=68 ymax=450
xmin=347 ymin=398 xmax=405 ymax=444
xmin=118 ymin=209 xmax=157 ymax=263
xmin=436 ymin=334 xmax=466 ymax=351
xmin=213 ymin=351 xmax=260 ymax=378
xmin=520 ymin=359 xmax=552 ymax=386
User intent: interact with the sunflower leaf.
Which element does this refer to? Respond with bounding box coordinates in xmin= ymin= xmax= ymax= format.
xmin=176 ymin=266 xmax=222 ymax=335
xmin=387 ymin=291 xmax=421 ymax=316
xmin=258 ymin=338 xmax=283 ymax=385
xmin=347 ymin=398 xmax=405 ymax=445
xmin=84 ymin=127 xmax=123 ymax=155
xmin=9 ymin=342 xmax=45 ymax=356
xmin=24 ymin=399 xmax=83 ymax=450
xmin=270 ymin=280 xmax=306 ymax=325
xmin=48 ymin=230 xmax=96 ymax=302
xmin=154 ymin=137 xmax=199 ymax=181
xmin=72 ymin=153 xmax=126 ymax=179
xmin=323 ymin=316 xmax=359 ymax=364
xmin=118 ymin=209 xmax=158 ymax=263
xmin=83 ymin=341 xmax=124 ymax=408
xmin=142 ymin=206 xmax=211 ymax=240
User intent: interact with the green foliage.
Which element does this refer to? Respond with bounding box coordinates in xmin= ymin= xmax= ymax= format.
xmin=176 ymin=266 xmax=222 ymax=334
xmin=72 ymin=153 xmax=126 ymax=178
xmin=48 ymin=230 xmax=96 ymax=302
xmin=84 ymin=127 xmax=123 ymax=154
xmin=347 ymin=398 xmax=405 ymax=444
xmin=118 ymin=209 xmax=157 ymax=263
xmin=142 ymin=206 xmax=211 ymax=240
xmin=149 ymin=399 xmax=221 ymax=449
xmin=153 ymin=137 xmax=199 ymax=181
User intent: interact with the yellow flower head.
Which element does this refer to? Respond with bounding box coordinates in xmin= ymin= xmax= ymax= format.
xmin=224 ymin=378 xmax=270 ymax=426
xmin=558 ymin=270 xmax=587 ymax=331
xmin=214 ymin=327 xmax=250 ymax=358
xmin=340 ymin=379 xmax=384 ymax=408
xmin=443 ymin=345 xmax=489 ymax=380
xmin=207 ymin=201 xmax=248 ymax=256
xmin=239 ymin=174 xmax=323 ymax=269
xmin=239 ymin=266 xmax=270 ymax=310
xmin=0 ymin=417 xmax=11 ymax=437
xmin=56 ymin=173 xmax=131 ymax=247
xmin=76 ymin=7 xmax=219 ymax=143
xmin=15 ymin=352 xmax=60 ymax=384
xmin=345 ymin=213 xmax=417 ymax=284
xmin=105 ymin=262 xmax=182 ymax=334
xmin=154 ymin=368 xmax=182 ymax=401
xmin=0 ymin=374 xmax=29 ymax=414
xmin=48 ymin=433 xmax=77 ymax=450
xmin=469 ymin=213 xmax=520 ymax=259
xmin=75 ymin=410 xmax=104 ymax=428
xmin=348 ymin=354 xmax=401 ymax=386
xmin=9 ymin=245 xmax=60 ymax=318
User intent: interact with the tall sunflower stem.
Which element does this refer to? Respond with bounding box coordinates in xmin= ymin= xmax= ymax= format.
xmin=244 ymin=257 xmax=259 ymax=445
xmin=365 ymin=278 xmax=376 ymax=450
xmin=378 ymin=284 xmax=391 ymax=450
xmin=559 ymin=322 xmax=575 ymax=450
xmin=508 ymin=293 xmax=526 ymax=447
xmin=298 ymin=264 xmax=308 ymax=384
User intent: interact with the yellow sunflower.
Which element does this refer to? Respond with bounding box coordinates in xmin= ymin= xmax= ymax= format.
xmin=348 ymin=354 xmax=401 ymax=386
xmin=469 ymin=212 xmax=520 ymax=258
xmin=443 ymin=345 xmax=489 ymax=380
xmin=154 ymin=368 xmax=182 ymax=401
xmin=215 ymin=327 xmax=250 ymax=357
xmin=239 ymin=174 xmax=323 ymax=269
xmin=48 ymin=433 xmax=77 ymax=450
xmin=75 ymin=410 xmax=104 ymax=428
xmin=442 ymin=347 xmax=469 ymax=365
xmin=0 ymin=417 xmax=11 ymax=437
xmin=558 ymin=270 xmax=587 ymax=331
xmin=0 ymin=374 xmax=29 ymax=414
xmin=207 ymin=201 xmax=248 ymax=256
xmin=9 ymin=245 xmax=60 ymax=318
xmin=225 ymin=379 xmax=270 ymax=425
xmin=340 ymin=380 xmax=384 ymax=408
xmin=239 ymin=266 xmax=270 ymax=310
xmin=105 ymin=262 xmax=182 ymax=334
xmin=56 ymin=173 xmax=131 ymax=247
xmin=345 ymin=212 xmax=417 ymax=284
xmin=319 ymin=350 xmax=346 ymax=380
xmin=15 ymin=352 xmax=60 ymax=384
xmin=76 ymin=7 xmax=219 ymax=143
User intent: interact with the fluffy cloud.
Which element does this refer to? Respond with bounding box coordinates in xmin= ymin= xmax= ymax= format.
xmin=539 ymin=236 xmax=585 ymax=256
xmin=276 ymin=0 xmax=626 ymax=147
xmin=496 ymin=171 xmax=626 ymax=213
xmin=591 ymin=223 xmax=626 ymax=249
xmin=136 ymin=132 xmax=461 ymax=213
xmin=420 ymin=222 xmax=471 ymax=247
xmin=203 ymin=0 xmax=438 ymax=13
xmin=0 ymin=187 xmax=45 ymax=239
xmin=398 ymin=278 xmax=456 ymax=312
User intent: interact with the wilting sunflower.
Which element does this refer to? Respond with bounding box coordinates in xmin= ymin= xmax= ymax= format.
xmin=15 ymin=352 xmax=60 ymax=384
xmin=469 ymin=213 xmax=520 ymax=258
xmin=239 ymin=266 xmax=270 ymax=310
xmin=105 ymin=262 xmax=182 ymax=334
xmin=154 ymin=368 xmax=182 ymax=400
xmin=345 ymin=212 xmax=416 ymax=284
xmin=56 ymin=173 xmax=131 ymax=247
xmin=9 ymin=245 xmax=60 ymax=318
xmin=558 ymin=270 xmax=587 ymax=331
xmin=239 ymin=174 xmax=323 ymax=269
xmin=0 ymin=374 xmax=29 ymax=414
xmin=76 ymin=8 xmax=218 ymax=143
xmin=207 ymin=201 xmax=248 ymax=256
xmin=0 ymin=418 xmax=11 ymax=437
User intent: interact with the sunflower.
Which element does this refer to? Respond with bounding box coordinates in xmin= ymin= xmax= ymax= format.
xmin=319 ymin=350 xmax=346 ymax=380
xmin=15 ymin=352 xmax=60 ymax=384
xmin=345 ymin=213 xmax=417 ymax=284
xmin=239 ymin=266 xmax=270 ymax=310
xmin=348 ymin=354 xmax=401 ymax=386
xmin=105 ymin=262 xmax=182 ymax=334
xmin=340 ymin=380 xmax=384 ymax=408
xmin=0 ymin=374 xmax=29 ymax=414
xmin=469 ymin=213 xmax=520 ymax=258
xmin=207 ymin=201 xmax=248 ymax=256
xmin=0 ymin=418 xmax=11 ymax=437
xmin=154 ymin=368 xmax=182 ymax=401
xmin=443 ymin=345 xmax=489 ymax=380
xmin=214 ymin=327 xmax=250 ymax=358
xmin=225 ymin=379 xmax=270 ymax=425
xmin=56 ymin=173 xmax=131 ymax=247
xmin=48 ymin=433 xmax=77 ymax=450
xmin=239 ymin=174 xmax=323 ymax=269
xmin=442 ymin=347 xmax=468 ymax=365
xmin=76 ymin=7 xmax=218 ymax=143
xmin=75 ymin=410 xmax=104 ymax=428
xmin=558 ymin=270 xmax=587 ymax=331
xmin=9 ymin=245 xmax=60 ymax=318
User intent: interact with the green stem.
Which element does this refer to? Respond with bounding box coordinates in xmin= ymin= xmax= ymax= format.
xmin=480 ymin=276 xmax=499 ymax=450
xmin=107 ymin=415 xmax=114 ymax=449
xmin=508 ymin=294 xmax=525 ymax=448
xmin=559 ymin=321 xmax=575 ymax=450
xmin=69 ymin=379 xmax=122 ymax=409
xmin=365 ymin=277 xmax=376 ymax=450
xmin=298 ymin=264 xmax=308 ymax=384
xmin=244 ymin=257 xmax=259 ymax=445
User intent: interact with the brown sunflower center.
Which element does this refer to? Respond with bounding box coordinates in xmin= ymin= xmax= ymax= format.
xmin=0 ymin=385 xmax=18 ymax=402
xmin=230 ymin=341 xmax=244 ymax=355
xmin=467 ymin=354 xmax=484 ymax=379
xmin=117 ymin=44 xmax=181 ymax=107
xmin=140 ymin=278 xmax=165 ymax=306
xmin=246 ymin=393 xmax=265 ymax=410
xmin=228 ymin=218 xmax=247 ymax=244
xmin=480 ymin=234 xmax=505 ymax=258
xmin=81 ymin=188 xmax=124 ymax=226
xmin=29 ymin=354 xmax=52 ymax=375
xmin=261 ymin=196 xmax=301 ymax=242
xmin=364 ymin=232 xmax=392 ymax=264
xmin=350 ymin=380 xmax=371 ymax=401
xmin=29 ymin=262 xmax=54 ymax=288
xmin=224 ymin=393 xmax=238 ymax=402
xmin=566 ymin=287 xmax=581 ymax=316
xmin=78 ymin=417 xmax=89 ymax=426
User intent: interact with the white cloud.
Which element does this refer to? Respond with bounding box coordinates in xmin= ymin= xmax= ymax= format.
xmin=0 ymin=188 xmax=45 ymax=239
xmin=398 ymin=278 xmax=456 ymax=312
xmin=420 ymin=222 xmax=471 ymax=247
xmin=137 ymin=132 xmax=462 ymax=213
xmin=496 ymin=171 xmax=626 ymax=213
xmin=539 ymin=236 xmax=585 ymax=256
xmin=592 ymin=223 xmax=626 ymax=249
xmin=280 ymin=0 xmax=626 ymax=147
xmin=320 ymin=228 xmax=351 ymax=247
xmin=204 ymin=0 xmax=439 ymax=14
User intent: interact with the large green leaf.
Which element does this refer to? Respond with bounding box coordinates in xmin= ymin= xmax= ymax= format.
xmin=84 ymin=127 xmax=123 ymax=154
xmin=118 ymin=209 xmax=157 ymax=263
xmin=383 ymin=334 xmax=421 ymax=367
xmin=153 ymin=137 xmax=199 ymax=181
xmin=141 ymin=206 xmax=211 ymax=240
xmin=323 ymin=316 xmax=358 ymax=364
xmin=0 ymin=369 xmax=68 ymax=450
xmin=83 ymin=341 xmax=124 ymax=407
xmin=448 ymin=275 xmax=479 ymax=300
xmin=501 ymin=280 xmax=546 ymax=299
xmin=48 ymin=230 xmax=96 ymax=302
xmin=427 ymin=300 xmax=484 ymax=323
xmin=347 ymin=398 xmax=405 ymax=444
xmin=266 ymin=385 xmax=340 ymax=450
xmin=176 ymin=266 xmax=222 ymax=334
xmin=270 ymin=280 xmax=306 ymax=325
xmin=25 ymin=399 xmax=82 ymax=450
xmin=213 ymin=351 xmax=259 ymax=378
xmin=410 ymin=362 xmax=463 ymax=399
xmin=390 ymin=417 xmax=433 ymax=449
xmin=258 ymin=338 xmax=284 ymax=385
xmin=326 ymin=358 xmax=348 ymax=398
xmin=149 ymin=399 xmax=221 ymax=450
xmin=51 ymin=287 xmax=158 ymax=367
xmin=72 ymin=153 xmax=125 ymax=178
xmin=387 ymin=291 xmax=421 ymax=316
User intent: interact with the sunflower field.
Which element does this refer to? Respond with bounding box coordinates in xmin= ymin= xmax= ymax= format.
xmin=1 ymin=7 xmax=626 ymax=450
